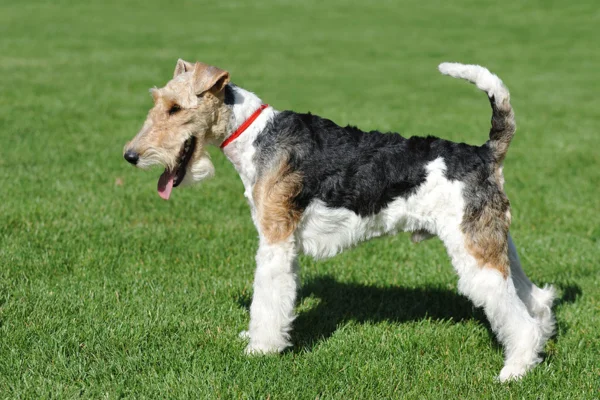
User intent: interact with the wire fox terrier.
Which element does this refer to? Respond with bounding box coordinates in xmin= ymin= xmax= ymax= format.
xmin=123 ymin=59 xmax=555 ymax=381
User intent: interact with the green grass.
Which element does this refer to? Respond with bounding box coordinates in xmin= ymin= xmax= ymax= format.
xmin=1 ymin=0 xmax=599 ymax=398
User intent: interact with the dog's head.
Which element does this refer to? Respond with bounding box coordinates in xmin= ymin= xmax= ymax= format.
xmin=123 ymin=59 xmax=231 ymax=200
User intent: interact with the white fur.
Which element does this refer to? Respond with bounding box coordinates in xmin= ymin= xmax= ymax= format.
xmin=221 ymin=80 xmax=553 ymax=381
xmin=184 ymin=152 xmax=215 ymax=185
xmin=245 ymin=238 xmax=299 ymax=354
xmin=221 ymin=86 xmax=276 ymax=206
xmin=438 ymin=62 xmax=510 ymax=107
xmin=444 ymin=231 xmax=546 ymax=382
xmin=508 ymin=234 xmax=556 ymax=352
xmin=297 ymin=158 xmax=463 ymax=259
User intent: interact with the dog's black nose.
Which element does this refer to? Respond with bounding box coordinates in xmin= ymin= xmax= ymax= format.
xmin=124 ymin=150 xmax=139 ymax=165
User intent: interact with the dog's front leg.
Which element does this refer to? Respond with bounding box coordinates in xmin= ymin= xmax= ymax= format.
xmin=245 ymin=238 xmax=299 ymax=354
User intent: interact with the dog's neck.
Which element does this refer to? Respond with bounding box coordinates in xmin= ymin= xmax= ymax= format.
xmin=220 ymin=84 xmax=276 ymax=192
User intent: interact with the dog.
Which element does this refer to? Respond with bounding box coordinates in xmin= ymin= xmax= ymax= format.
xmin=123 ymin=59 xmax=556 ymax=381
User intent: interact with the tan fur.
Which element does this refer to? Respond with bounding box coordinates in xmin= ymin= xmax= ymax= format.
xmin=173 ymin=59 xmax=195 ymax=77
xmin=124 ymin=60 xmax=232 ymax=172
xmin=461 ymin=182 xmax=511 ymax=279
xmin=253 ymin=161 xmax=304 ymax=244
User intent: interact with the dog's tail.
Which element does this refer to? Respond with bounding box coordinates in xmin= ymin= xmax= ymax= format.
xmin=438 ymin=62 xmax=516 ymax=164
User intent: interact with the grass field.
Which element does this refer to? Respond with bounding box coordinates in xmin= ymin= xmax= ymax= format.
xmin=1 ymin=0 xmax=599 ymax=398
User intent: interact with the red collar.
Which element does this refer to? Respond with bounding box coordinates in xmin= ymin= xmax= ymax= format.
xmin=220 ymin=104 xmax=269 ymax=149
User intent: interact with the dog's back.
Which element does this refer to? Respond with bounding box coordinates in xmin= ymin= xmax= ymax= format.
xmin=256 ymin=110 xmax=497 ymax=218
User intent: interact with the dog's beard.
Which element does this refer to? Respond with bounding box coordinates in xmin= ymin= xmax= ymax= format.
xmin=182 ymin=153 xmax=215 ymax=186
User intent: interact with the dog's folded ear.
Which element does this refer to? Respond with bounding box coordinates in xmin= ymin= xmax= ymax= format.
xmin=191 ymin=62 xmax=230 ymax=96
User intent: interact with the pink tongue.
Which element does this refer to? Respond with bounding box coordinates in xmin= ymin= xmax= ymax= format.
xmin=157 ymin=169 xmax=175 ymax=200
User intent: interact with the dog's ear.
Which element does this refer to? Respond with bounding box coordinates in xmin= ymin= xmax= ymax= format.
xmin=173 ymin=59 xmax=195 ymax=78
xmin=192 ymin=62 xmax=230 ymax=95
xmin=149 ymin=87 xmax=160 ymax=102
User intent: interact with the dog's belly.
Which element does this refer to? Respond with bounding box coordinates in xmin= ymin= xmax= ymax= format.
xmin=297 ymin=200 xmax=390 ymax=259
xmin=296 ymin=158 xmax=465 ymax=260
xmin=297 ymin=198 xmax=435 ymax=259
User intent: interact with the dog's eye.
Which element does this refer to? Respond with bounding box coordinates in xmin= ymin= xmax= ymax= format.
xmin=168 ymin=104 xmax=181 ymax=115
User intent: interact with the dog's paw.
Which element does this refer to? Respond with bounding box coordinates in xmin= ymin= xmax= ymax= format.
xmin=498 ymin=365 xmax=527 ymax=382
xmin=244 ymin=338 xmax=289 ymax=355
xmin=244 ymin=344 xmax=279 ymax=356
xmin=239 ymin=330 xmax=250 ymax=340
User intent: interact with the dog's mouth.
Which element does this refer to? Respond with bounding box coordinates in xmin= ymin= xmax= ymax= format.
xmin=157 ymin=136 xmax=197 ymax=200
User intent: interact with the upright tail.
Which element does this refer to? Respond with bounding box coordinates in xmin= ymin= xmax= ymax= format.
xmin=438 ymin=62 xmax=516 ymax=164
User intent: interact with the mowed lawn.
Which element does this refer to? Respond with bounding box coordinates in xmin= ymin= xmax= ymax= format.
xmin=1 ymin=0 xmax=598 ymax=398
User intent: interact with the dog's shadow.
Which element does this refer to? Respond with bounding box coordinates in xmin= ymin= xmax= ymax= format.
xmin=292 ymin=276 xmax=490 ymax=350
xmin=236 ymin=276 xmax=581 ymax=351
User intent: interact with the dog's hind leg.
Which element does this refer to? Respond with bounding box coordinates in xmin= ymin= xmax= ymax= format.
xmin=442 ymin=229 xmax=546 ymax=381
xmin=507 ymin=233 xmax=556 ymax=344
